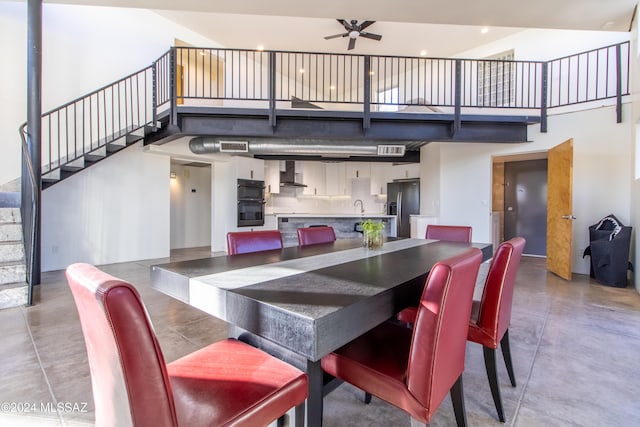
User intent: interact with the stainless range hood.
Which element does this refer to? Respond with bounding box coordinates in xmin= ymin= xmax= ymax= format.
xmin=279 ymin=160 xmax=307 ymax=188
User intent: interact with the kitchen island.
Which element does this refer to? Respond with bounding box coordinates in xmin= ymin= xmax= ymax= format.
xmin=270 ymin=213 xmax=397 ymax=246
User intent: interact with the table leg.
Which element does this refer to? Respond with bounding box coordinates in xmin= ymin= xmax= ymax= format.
xmin=306 ymin=359 xmax=324 ymax=427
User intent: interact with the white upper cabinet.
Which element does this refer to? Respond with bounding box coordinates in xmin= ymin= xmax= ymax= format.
xmin=325 ymin=162 xmax=349 ymax=196
xmin=345 ymin=162 xmax=371 ymax=180
xmin=390 ymin=163 xmax=420 ymax=180
xmin=300 ymin=161 xmax=327 ymax=196
xmin=264 ymin=160 xmax=281 ymax=194
xmin=235 ymin=156 xmax=265 ymax=181
xmin=370 ymin=163 xmax=393 ymax=195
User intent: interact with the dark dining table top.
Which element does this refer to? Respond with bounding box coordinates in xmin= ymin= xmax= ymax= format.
xmin=151 ymin=238 xmax=492 ymax=362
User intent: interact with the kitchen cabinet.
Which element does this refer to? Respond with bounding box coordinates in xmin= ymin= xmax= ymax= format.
xmin=325 ymin=163 xmax=350 ymax=196
xmin=264 ymin=160 xmax=281 ymax=194
xmin=345 ymin=162 xmax=370 ymax=180
xmin=301 ymin=161 xmax=326 ymax=196
xmin=391 ymin=163 xmax=420 ymax=180
xmin=370 ymin=163 xmax=393 ymax=195
xmin=236 ymin=156 xmax=265 ymax=181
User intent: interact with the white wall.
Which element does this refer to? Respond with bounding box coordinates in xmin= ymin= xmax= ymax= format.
xmin=455 ymin=28 xmax=630 ymax=61
xmin=170 ymin=164 xmax=212 ymax=249
xmin=0 ymin=2 xmax=218 ymax=185
xmin=41 ymin=142 xmax=170 ymax=271
xmin=429 ymin=104 xmax=632 ymax=275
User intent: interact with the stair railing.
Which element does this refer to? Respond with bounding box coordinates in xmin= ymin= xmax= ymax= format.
xmin=40 ymin=65 xmax=157 ymax=181
xmin=19 ymin=123 xmax=38 ymax=305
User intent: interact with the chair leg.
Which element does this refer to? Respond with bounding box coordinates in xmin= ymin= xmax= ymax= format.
xmin=500 ymin=329 xmax=516 ymax=387
xmin=292 ymin=401 xmax=305 ymax=427
xmin=450 ymin=374 xmax=468 ymax=427
xmin=483 ymin=346 xmax=505 ymax=422
xmin=364 ymin=392 xmax=372 ymax=404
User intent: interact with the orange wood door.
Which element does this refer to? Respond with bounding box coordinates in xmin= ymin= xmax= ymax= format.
xmin=176 ymin=65 xmax=184 ymax=105
xmin=546 ymin=138 xmax=574 ymax=280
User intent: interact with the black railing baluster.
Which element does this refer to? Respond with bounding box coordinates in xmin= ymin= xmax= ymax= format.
xmin=616 ymin=43 xmax=622 ymax=123
xmin=453 ymin=59 xmax=461 ymax=136
xmin=268 ymin=51 xmax=276 ymax=128
xmin=541 ymin=63 xmax=548 ymax=133
xmin=363 ymin=55 xmax=371 ymax=129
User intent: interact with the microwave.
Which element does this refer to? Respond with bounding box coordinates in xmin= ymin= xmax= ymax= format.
xmin=237 ymin=179 xmax=265 ymax=227
xmin=237 ymin=179 xmax=265 ymax=201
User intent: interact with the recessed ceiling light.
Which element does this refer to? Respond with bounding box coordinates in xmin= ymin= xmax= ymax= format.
xmin=299 ymin=68 xmax=305 ymax=74
xmin=420 ymin=50 xmax=428 ymax=56
xmin=257 ymin=45 xmax=265 ymax=51
xmin=330 ymin=85 xmax=336 ymax=90
xmin=481 ymin=27 xmax=489 ymax=34
xmin=601 ymin=21 xmax=615 ymax=29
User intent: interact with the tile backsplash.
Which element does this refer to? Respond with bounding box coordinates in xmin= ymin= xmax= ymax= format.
xmin=266 ymin=178 xmax=387 ymax=215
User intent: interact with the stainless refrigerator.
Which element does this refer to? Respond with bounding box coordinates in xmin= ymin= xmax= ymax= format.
xmin=387 ymin=180 xmax=420 ymax=238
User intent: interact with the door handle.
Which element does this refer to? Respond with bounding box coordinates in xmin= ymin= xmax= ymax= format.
xmin=561 ymin=215 xmax=576 ymax=220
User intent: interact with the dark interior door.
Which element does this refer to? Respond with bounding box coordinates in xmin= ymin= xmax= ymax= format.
xmin=504 ymin=159 xmax=548 ymax=256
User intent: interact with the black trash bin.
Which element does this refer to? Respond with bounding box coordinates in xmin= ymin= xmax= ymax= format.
xmin=583 ymin=214 xmax=633 ymax=288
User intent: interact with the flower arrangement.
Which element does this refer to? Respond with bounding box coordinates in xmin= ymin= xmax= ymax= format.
xmin=361 ymin=219 xmax=384 ymax=249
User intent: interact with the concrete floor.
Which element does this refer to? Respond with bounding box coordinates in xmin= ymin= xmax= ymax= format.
xmin=1 ymin=248 xmax=639 ymax=426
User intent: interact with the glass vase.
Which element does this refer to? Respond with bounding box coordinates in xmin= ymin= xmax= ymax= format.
xmin=363 ymin=229 xmax=384 ymax=249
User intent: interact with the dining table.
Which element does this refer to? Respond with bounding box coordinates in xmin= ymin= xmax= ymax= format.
xmin=150 ymin=237 xmax=493 ymax=427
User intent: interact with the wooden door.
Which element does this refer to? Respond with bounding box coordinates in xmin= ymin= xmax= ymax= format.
xmin=546 ymin=139 xmax=574 ymax=280
xmin=176 ymin=65 xmax=184 ymax=105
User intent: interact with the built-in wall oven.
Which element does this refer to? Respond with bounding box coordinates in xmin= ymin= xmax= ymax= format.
xmin=237 ymin=179 xmax=265 ymax=227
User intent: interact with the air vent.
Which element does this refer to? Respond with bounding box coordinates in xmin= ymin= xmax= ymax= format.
xmin=377 ymin=145 xmax=406 ymax=156
xmin=219 ymin=140 xmax=249 ymax=153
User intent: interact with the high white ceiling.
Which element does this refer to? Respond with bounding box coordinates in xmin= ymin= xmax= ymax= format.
xmin=46 ymin=0 xmax=637 ymax=57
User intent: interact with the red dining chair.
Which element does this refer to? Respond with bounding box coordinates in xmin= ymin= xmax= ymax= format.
xmin=66 ymin=263 xmax=308 ymax=427
xmin=297 ymin=226 xmax=336 ymax=246
xmin=467 ymin=236 xmax=525 ymax=422
xmin=227 ymin=230 xmax=283 ymax=255
xmin=396 ymin=224 xmax=473 ymax=323
xmin=321 ymin=248 xmax=483 ymax=427
xmin=425 ymin=224 xmax=473 ymax=242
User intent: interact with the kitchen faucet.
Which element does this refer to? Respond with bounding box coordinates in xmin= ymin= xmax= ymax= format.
xmin=354 ymin=199 xmax=364 ymax=214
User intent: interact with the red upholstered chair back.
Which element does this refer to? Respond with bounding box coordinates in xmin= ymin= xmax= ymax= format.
xmin=297 ymin=226 xmax=336 ymax=246
xmin=407 ymin=248 xmax=482 ymax=413
xmin=227 ymin=230 xmax=283 ymax=255
xmin=425 ymin=225 xmax=472 ymax=243
xmin=473 ymin=237 xmax=526 ymax=347
xmin=66 ymin=263 xmax=177 ymax=427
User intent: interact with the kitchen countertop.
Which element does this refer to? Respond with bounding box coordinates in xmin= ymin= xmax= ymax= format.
xmin=267 ymin=213 xmax=395 ymax=218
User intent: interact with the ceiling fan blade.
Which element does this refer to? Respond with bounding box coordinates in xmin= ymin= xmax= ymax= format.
xmin=348 ymin=37 xmax=356 ymax=50
xmin=358 ymin=20 xmax=376 ymax=31
xmin=360 ymin=32 xmax=382 ymax=41
xmin=324 ymin=33 xmax=348 ymax=40
xmin=337 ymin=19 xmax=352 ymax=30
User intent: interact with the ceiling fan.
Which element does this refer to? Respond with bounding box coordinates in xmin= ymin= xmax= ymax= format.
xmin=324 ymin=19 xmax=382 ymax=50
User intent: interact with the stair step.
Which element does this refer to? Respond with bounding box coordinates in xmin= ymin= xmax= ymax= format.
xmin=0 ymin=263 xmax=26 ymax=286
xmin=0 ymin=208 xmax=21 ymax=225
xmin=0 ymin=223 xmax=22 ymax=241
xmin=0 ymin=242 xmax=25 ymax=263
xmin=61 ymin=165 xmax=84 ymax=173
xmin=106 ymin=143 xmax=126 ymax=153
xmin=0 ymin=282 xmax=28 ymax=309
xmin=84 ymin=148 xmax=106 ymax=162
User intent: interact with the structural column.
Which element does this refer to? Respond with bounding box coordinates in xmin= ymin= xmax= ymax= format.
xmin=25 ymin=0 xmax=42 ymax=291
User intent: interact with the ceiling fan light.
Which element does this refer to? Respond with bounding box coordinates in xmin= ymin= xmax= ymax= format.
xmin=349 ymin=30 xmax=359 ymax=39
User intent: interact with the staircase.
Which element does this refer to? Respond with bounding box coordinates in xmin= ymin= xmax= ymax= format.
xmin=0 ymin=194 xmax=27 ymax=309
xmin=41 ymin=125 xmax=158 ymax=189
